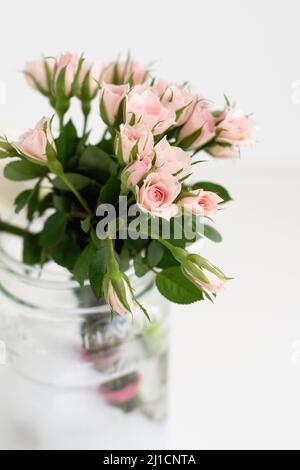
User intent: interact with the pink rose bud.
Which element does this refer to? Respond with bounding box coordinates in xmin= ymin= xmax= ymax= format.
xmin=77 ymin=60 xmax=103 ymax=100
xmin=187 ymin=268 xmax=225 ymax=294
xmin=55 ymin=52 xmax=79 ymax=96
xmin=178 ymin=102 xmax=216 ymax=149
xmin=106 ymin=279 xmax=135 ymax=316
xmin=24 ymin=58 xmax=56 ymax=94
xmin=102 ymin=60 xmax=148 ymax=85
xmin=207 ymin=144 xmax=240 ymax=159
xmin=99 ymin=83 xmax=129 ymax=126
xmin=154 ymin=137 xmax=191 ymax=178
xmin=216 ymin=108 xmax=255 ymax=146
xmin=156 ymin=81 xmax=196 ymax=126
xmin=126 ymin=86 xmax=176 ymax=135
xmin=14 ymin=117 xmax=55 ymax=164
xmin=118 ymin=123 xmax=154 ymax=163
xmin=181 ymin=254 xmax=226 ymax=294
xmin=126 ymin=156 xmax=152 ymax=186
xmin=178 ymin=189 xmax=223 ymax=216
xmin=136 ymin=172 xmax=181 ymax=220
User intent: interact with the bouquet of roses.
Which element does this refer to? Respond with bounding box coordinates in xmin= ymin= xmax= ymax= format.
xmin=0 ymin=52 xmax=255 ymax=318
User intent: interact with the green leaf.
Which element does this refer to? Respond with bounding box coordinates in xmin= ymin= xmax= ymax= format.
xmin=14 ymin=190 xmax=32 ymax=214
xmin=39 ymin=212 xmax=68 ymax=248
xmin=73 ymin=242 xmax=96 ymax=287
xmin=55 ymin=120 xmax=78 ymax=167
xmin=49 ymin=237 xmax=81 ymax=270
xmin=52 ymin=194 xmax=72 ymax=213
xmin=157 ymin=247 xmax=180 ymax=269
xmin=192 ymin=181 xmax=232 ymax=204
xmin=134 ymin=252 xmax=150 ymax=277
xmin=80 ymin=216 xmax=91 ymax=233
xmin=27 ymin=184 xmax=40 ymax=222
xmin=89 ymin=247 xmax=108 ymax=298
xmin=147 ymin=240 xmax=164 ymax=267
xmin=156 ymin=266 xmax=204 ymax=304
xmin=4 ymin=160 xmax=48 ymax=181
xmin=53 ymin=173 xmax=91 ymax=191
xmin=204 ymin=224 xmax=222 ymax=243
xmin=38 ymin=193 xmax=53 ymax=216
xmin=99 ymin=175 xmax=121 ymax=204
xmin=23 ymin=233 xmax=43 ymax=266
xmin=79 ymin=146 xmax=116 ymax=183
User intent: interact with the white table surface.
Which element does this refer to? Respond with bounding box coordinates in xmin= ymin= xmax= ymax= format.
xmin=1 ymin=160 xmax=300 ymax=450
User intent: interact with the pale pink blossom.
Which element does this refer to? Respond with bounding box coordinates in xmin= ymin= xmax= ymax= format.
xmin=127 ymin=156 xmax=152 ymax=186
xmin=126 ymin=86 xmax=176 ymax=135
xmin=178 ymin=189 xmax=223 ymax=216
xmin=24 ymin=58 xmax=56 ymax=92
xmin=154 ymin=137 xmax=191 ymax=177
xmin=178 ymin=102 xmax=216 ymax=149
xmin=77 ymin=60 xmax=103 ymax=97
xmin=107 ymin=280 xmax=135 ymax=315
xmin=14 ymin=117 xmax=55 ymax=163
xmin=136 ymin=172 xmax=181 ymax=220
xmin=217 ymin=108 xmax=255 ymax=145
xmin=103 ymin=60 xmax=148 ymax=85
xmin=156 ymin=81 xmax=196 ymax=126
xmin=55 ymin=52 xmax=79 ymax=95
xmin=100 ymin=83 xmax=129 ymax=126
xmin=119 ymin=123 xmax=154 ymax=163
xmin=207 ymin=144 xmax=240 ymax=159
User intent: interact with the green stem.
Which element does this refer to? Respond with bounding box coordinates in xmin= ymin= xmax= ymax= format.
xmin=83 ymin=115 xmax=88 ymax=136
xmin=82 ymin=101 xmax=91 ymax=136
xmin=60 ymin=173 xmax=92 ymax=216
xmin=107 ymin=238 xmax=119 ymax=274
xmin=156 ymin=237 xmax=187 ymax=262
xmin=127 ymin=222 xmax=187 ymax=263
xmin=59 ymin=113 xmax=64 ymax=133
xmin=0 ymin=220 xmax=32 ymax=238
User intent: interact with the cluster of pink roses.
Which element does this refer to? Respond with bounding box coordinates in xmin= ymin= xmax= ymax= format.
xmin=20 ymin=52 xmax=255 ymax=225
xmin=0 ymin=52 xmax=255 ymax=313
xmin=119 ymin=132 xmax=222 ymax=220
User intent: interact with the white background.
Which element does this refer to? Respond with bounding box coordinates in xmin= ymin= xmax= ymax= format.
xmin=0 ymin=0 xmax=300 ymax=450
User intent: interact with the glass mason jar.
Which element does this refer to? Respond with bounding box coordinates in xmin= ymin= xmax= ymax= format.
xmin=0 ymin=232 xmax=169 ymax=449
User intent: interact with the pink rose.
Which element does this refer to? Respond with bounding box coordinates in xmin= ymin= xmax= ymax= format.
xmin=106 ymin=279 xmax=135 ymax=316
xmin=207 ymin=144 xmax=240 ymax=159
xmin=77 ymin=60 xmax=103 ymax=98
xmin=103 ymin=60 xmax=148 ymax=85
xmin=127 ymin=156 xmax=152 ymax=186
xmin=154 ymin=137 xmax=191 ymax=178
xmin=188 ymin=268 xmax=225 ymax=294
xmin=55 ymin=52 xmax=79 ymax=96
xmin=100 ymin=83 xmax=129 ymax=126
xmin=156 ymin=81 xmax=196 ymax=126
xmin=136 ymin=172 xmax=181 ymax=220
xmin=118 ymin=123 xmax=154 ymax=163
xmin=178 ymin=102 xmax=216 ymax=149
xmin=126 ymin=86 xmax=176 ymax=135
xmin=178 ymin=189 xmax=223 ymax=216
xmin=24 ymin=58 xmax=56 ymax=93
xmin=14 ymin=117 xmax=55 ymax=163
xmin=217 ymin=109 xmax=255 ymax=145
